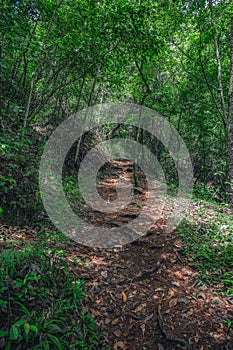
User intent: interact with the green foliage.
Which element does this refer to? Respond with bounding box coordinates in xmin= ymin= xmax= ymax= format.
xmin=176 ymin=210 xmax=233 ymax=296
xmin=1 ymin=0 xmax=232 ymax=225
xmin=1 ymin=0 xmax=232 ymax=348
xmin=0 ymin=233 xmax=106 ymax=349
xmin=193 ymin=183 xmax=230 ymax=203
xmin=62 ymin=176 xmax=83 ymax=215
xmin=0 ymin=127 xmax=46 ymax=223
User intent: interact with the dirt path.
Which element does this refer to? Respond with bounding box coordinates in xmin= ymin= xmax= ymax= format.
xmin=1 ymin=161 xmax=232 ymax=349
xmin=67 ymin=160 xmax=233 ymax=350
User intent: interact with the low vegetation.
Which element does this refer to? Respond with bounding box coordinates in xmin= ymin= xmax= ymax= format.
xmin=0 ymin=229 xmax=107 ymax=350
xmin=177 ymin=199 xmax=233 ymax=296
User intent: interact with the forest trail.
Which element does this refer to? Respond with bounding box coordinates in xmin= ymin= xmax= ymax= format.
xmin=79 ymin=159 xmax=164 ymax=247
xmin=66 ymin=160 xmax=233 ymax=350
xmin=1 ymin=161 xmax=232 ymax=349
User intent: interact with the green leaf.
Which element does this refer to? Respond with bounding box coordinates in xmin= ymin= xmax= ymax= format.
xmin=16 ymin=302 xmax=30 ymax=317
xmin=14 ymin=319 xmax=27 ymax=327
xmin=47 ymin=334 xmax=63 ymax=350
xmin=10 ymin=325 xmax=19 ymax=340
xmin=24 ymin=323 xmax=30 ymax=335
xmin=30 ymin=325 xmax=38 ymax=333
xmin=0 ymin=330 xmax=8 ymax=337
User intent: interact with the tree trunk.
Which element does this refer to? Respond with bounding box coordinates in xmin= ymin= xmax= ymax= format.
xmin=227 ymin=17 xmax=233 ymax=206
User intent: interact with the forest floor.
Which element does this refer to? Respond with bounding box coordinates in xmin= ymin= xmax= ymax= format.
xmin=1 ymin=160 xmax=233 ymax=349
xmin=69 ymin=160 xmax=233 ymax=349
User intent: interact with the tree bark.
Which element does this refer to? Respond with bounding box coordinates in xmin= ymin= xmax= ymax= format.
xmin=227 ymin=17 xmax=233 ymax=206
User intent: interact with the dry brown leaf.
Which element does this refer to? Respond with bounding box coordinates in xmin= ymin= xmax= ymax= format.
xmin=113 ymin=331 xmax=122 ymax=337
xmin=194 ymin=333 xmax=199 ymax=343
xmin=101 ymin=271 xmax=108 ymax=278
xmin=122 ymin=291 xmax=127 ymax=302
xmin=113 ymin=341 xmax=126 ymax=350
xmin=186 ymin=308 xmax=194 ymax=317
xmin=105 ymin=318 xmax=111 ymax=325
xmin=197 ymin=293 xmax=206 ymax=300
xmin=91 ymin=309 xmax=102 ymax=317
xmin=140 ymin=324 xmax=145 ymax=337
xmin=158 ymin=344 xmax=164 ymax=350
xmin=112 ymin=318 xmax=119 ymax=325
xmin=95 ymin=298 xmax=103 ymax=305
xmin=168 ymin=288 xmax=175 ymax=297
xmin=134 ymin=302 xmax=147 ymax=313
xmin=169 ymin=298 xmax=178 ymax=307
xmin=164 ymin=309 xmax=171 ymax=314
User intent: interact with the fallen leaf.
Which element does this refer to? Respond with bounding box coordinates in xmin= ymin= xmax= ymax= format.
xmin=113 ymin=341 xmax=126 ymax=350
xmin=105 ymin=318 xmax=111 ymax=324
xmin=122 ymin=291 xmax=127 ymax=302
xmin=169 ymin=298 xmax=178 ymax=307
xmin=112 ymin=318 xmax=119 ymax=325
xmin=113 ymin=331 xmax=122 ymax=337
xmin=197 ymin=293 xmax=206 ymax=300
xmin=186 ymin=308 xmax=194 ymax=317
xmin=168 ymin=288 xmax=175 ymax=297
xmin=194 ymin=333 xmax=199 ymax=343
xmin=134 ymin=303 xmax=147 ymax=313
xmin=101 ymin=271 xmax=108 ymax=278
xmin=140 ymin=324 xmax=145 ymax=337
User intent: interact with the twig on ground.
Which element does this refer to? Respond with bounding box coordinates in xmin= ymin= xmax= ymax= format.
xmin=157 ymin=303 xmax=189 ymax=349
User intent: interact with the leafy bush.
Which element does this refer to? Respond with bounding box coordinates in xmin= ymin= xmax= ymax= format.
xmin=0 ymin=129 xmax=45 ymax=225
xmin=176 ymin=214 xmax=233 ymax=296
xmin=0 ymin=233 xmax=107 ymax=349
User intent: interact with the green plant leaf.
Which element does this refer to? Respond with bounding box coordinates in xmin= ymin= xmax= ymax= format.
xmin=0 ymin=330 xmax=8 ymax=337
xmin=47 ymin=334 xmax=63 ymax=350
xmin=14 ymin=319 xmax=27 ymax=327
xmin=24 ymin=323 xmax=30 ymax=335
xmin=30 ymin=325 xmax=38 ymax=333
xmin=10 ymin=325 xmax=19 ymax=340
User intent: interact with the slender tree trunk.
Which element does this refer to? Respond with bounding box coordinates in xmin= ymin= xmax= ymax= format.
xmin=227 ymin=17 xmax=233 ymax=205
xmin=24 ymin=72 xmax=36 ymax=128
xmin=209 ymin=0 xmax=227 ymax=128
xmin=74 ymin=71 xmax=99 ymax=164
xmin=209 ymin=0 xmax=232 ymax=203
xmin=0 ymin=44 xmax=3 ymax=131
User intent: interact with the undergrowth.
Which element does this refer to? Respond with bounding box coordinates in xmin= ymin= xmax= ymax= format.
xmin=0 ymin=230 xmax=107 ymax=350
xmin=176 ymin=204 xmax=233 ymax=296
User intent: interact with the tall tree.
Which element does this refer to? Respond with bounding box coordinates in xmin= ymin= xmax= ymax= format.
xmin=228 ymin=16 xmax=233 ymax=205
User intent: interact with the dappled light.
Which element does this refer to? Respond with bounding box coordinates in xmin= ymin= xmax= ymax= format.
xmin=1 ymin=0 xmax=233 ymax=348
